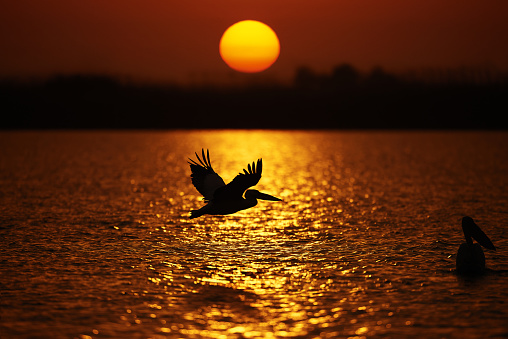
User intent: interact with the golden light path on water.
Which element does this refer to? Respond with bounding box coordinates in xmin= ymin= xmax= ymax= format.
xmin=132 ymin=130 xmax=412 ymax=338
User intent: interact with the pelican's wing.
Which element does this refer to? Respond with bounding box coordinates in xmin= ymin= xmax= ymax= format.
xmin=214 ymin=159 xmax=262 ymax=200
xmin=188 ymin=149 xmax=226 ymax=201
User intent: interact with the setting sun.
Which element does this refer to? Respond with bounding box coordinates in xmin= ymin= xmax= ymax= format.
xmin=219 ymin=20 xmax=280 ymax=73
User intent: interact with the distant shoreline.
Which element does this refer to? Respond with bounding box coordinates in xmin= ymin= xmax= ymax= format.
xmin=2 ymin=65 xmax=507 ymax=130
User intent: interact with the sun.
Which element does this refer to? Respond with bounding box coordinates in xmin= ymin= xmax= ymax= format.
xmin=219 ymin=20 xmax=280 ymax=73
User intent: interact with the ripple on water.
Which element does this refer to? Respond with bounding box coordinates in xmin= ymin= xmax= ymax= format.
xmin=1 ymin=131 xmax=507 ymax=338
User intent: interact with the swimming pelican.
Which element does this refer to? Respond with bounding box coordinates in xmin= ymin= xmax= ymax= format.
xmin=456 ymin=216 xmax=496 ymax=275
xmin=188 ymin=149 xmax=282 ymax=219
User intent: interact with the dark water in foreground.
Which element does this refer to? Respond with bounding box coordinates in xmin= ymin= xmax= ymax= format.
xmin=1 ymin=130 xmax=508 ymax=339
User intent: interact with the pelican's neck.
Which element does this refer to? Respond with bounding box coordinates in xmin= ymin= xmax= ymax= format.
xmin=244 ymin=190 xmax=259 ymax=203
xmin=244 ymin=196 xmax=258 ymax=209
xmin=462 ymin=224 xmax=474 ymax=247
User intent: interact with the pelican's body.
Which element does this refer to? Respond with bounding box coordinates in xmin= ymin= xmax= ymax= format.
xmin=456 ymin=216 xmax=496 ymax=275
xmin=189 ymin=191 xmax=258 ymax=218
xmin=188 ymin=149 xmax=281 ymax=218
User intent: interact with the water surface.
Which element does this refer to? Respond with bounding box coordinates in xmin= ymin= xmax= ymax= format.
xmin=1 ymin=130 xmax=508 ymax=338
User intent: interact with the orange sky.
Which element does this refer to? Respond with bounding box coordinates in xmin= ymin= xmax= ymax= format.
xmin=1 ymin=0 xmax=507 ymax=84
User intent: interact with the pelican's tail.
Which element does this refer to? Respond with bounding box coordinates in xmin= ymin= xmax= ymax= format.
xmin=189 ymin=203 xmax=212 ymax=219
xmin=189 ymin=209 xmax=205 ymax=219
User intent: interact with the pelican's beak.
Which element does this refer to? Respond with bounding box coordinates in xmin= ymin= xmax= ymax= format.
xmin=256 ymin=192 xmax=282 ymax=201
xmin=462 ymin=217 xmax=496 ymax=251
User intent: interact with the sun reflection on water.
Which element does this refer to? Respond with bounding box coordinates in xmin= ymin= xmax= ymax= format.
xmin=144 ymin=201 xmax=389 ymax=335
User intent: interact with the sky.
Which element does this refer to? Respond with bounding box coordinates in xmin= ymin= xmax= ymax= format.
xmin=1 ymin=0 xmax=508 ymax=85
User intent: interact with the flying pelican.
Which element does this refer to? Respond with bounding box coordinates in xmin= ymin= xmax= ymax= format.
xmin=456 ymin=216 xmax=496 ymax=275
xmin=188 ymin=149 xmax=282 ymax=219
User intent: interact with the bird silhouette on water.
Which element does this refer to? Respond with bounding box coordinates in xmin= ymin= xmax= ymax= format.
xmin=188 ymin=149 xmax=282 ymax=218
xmin=456 ymin=216 xmax=496 ymax=275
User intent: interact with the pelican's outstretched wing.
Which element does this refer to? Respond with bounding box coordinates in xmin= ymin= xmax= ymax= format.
xmin=214 ymin=159 xmax=262 ymax=200
xmin=188 ymin=149 xmax=226 ymax=202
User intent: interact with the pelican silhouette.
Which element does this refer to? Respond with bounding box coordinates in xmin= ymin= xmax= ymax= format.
xmin=188 ymin=149 xmax=282 ymax=219
xmin=456 ymin=216 xmax=496 ymax=275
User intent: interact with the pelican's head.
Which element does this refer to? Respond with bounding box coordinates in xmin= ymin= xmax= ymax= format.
xmin=245 ymin=189 xmax=282 ymax=201
xmin=461 ymin=216 xmax=496 ymax=251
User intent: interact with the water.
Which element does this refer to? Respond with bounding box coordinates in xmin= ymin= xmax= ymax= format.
xmin=1 ymin=130 xmax=508 ymax=339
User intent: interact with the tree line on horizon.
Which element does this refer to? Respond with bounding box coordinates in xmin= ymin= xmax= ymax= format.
xmin=293 ymin=64 xmax=508 ymax=90
xmin=1 ymin=64 xmax=507 ymax=129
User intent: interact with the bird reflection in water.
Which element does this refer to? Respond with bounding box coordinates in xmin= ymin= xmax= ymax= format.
xmin=456 ymin=216 xmax=496 ymax=275
xmin=188 ymin=149 xmax=282 ymax=218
